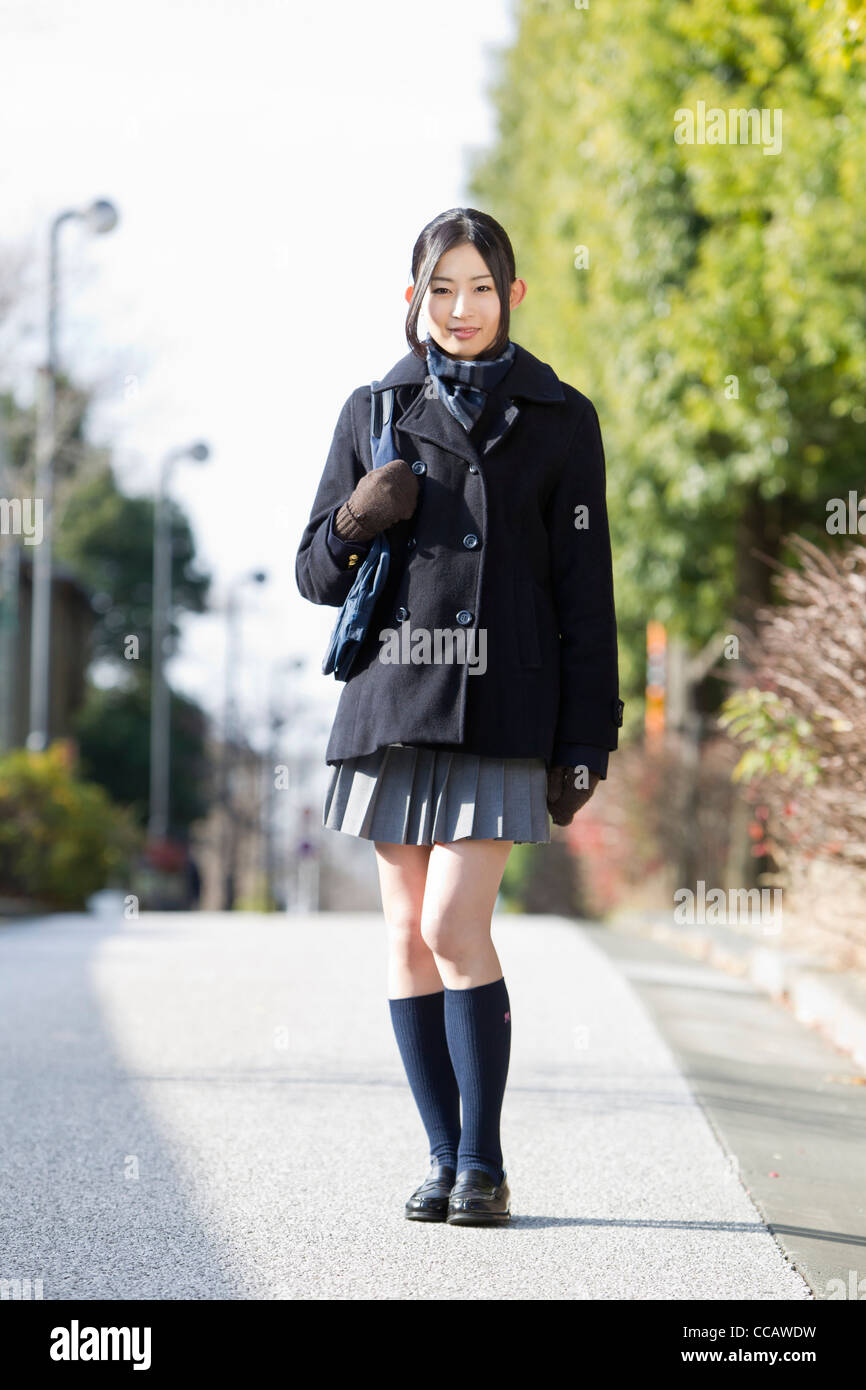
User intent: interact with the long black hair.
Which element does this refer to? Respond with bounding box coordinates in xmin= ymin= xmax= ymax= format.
xmin=405 ymin=208 xmax=517 ymax=361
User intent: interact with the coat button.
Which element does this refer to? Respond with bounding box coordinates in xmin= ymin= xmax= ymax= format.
xmin=396 ymin=606 xmax=409 ymax=621
xmin=468 ymin=463 xmax=479 ymax=473
xmin=463 ymin=533 xmax=479 ymax=549
xmin=411 ymin=460 xmax=426 ymax=474
xmin=456 ymin=610 xmax=473 ymax=625
xmin=407 ymin=537 xmax=416 ymax=550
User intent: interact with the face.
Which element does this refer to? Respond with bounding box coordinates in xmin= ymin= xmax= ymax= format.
xmin=406 ymin=240 xmax=526 ymax=359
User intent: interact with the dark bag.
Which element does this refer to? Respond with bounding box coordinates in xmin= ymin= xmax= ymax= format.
xmin=321 ymin=381 xmax=399 ymax=681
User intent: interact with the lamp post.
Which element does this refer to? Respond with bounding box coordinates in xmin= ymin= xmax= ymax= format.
xmin=220 ymin=569 xmax=267 ymax=909
xmin=264 ymin=655 xmax=306 ymax=911
xmin=148 ymin=440 xmax=210 ymax=843
xmin=28 ymin=198 xmax=119 ymax=751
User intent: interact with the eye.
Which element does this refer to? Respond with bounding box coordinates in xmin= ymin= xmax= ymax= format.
xmin=431 ymin=287 xmax=450 ymax=294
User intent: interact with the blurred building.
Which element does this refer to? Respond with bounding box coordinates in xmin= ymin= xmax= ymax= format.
xmin=191 ymin=732 xmax=381 ymax=913
xmin=0 ymin=543 xmax=94 ymax=750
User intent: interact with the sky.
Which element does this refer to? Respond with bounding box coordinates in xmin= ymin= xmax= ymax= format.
xmin=0 ymin=0 xmax=516 ymax=751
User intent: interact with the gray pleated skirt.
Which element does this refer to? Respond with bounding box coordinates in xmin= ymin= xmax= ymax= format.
xmin=322 ymin=743 xmax=551 ymax=845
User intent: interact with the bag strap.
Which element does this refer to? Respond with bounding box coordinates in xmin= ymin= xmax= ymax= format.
xmin=369 ymin=381 xmax=396 ymax=470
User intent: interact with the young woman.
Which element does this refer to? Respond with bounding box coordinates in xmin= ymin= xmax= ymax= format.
xmin=295 ymin=208 xmax=623 ymax=1227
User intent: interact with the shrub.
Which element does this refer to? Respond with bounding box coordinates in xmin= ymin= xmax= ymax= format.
xmin=563 ymin=735 xmax=744 ymax=919
xmin=0 ymin=741 xmax=141 ymax=909
xmin=718 ymin=534 xmax=866 ymax=870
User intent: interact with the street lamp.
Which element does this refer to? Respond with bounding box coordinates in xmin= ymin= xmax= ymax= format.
xmin=148 ymin=440 xmax=210 ymax=843
xmin=28 ymin=198 xmax=119 ymax=751
xmin=221 ymin=568 xmax=268 ymax=909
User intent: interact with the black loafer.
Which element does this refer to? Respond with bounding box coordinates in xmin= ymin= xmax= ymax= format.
xmin=446 ymin=1167 xmax=511 ymax=1226
xmin=405 ymin=1163 xmax=457 ymax=1222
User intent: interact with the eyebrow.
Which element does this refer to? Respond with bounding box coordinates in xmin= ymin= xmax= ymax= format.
xmin=430 ymin=273 xmax=494 ymax=282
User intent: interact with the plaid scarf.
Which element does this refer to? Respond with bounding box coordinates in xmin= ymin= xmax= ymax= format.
xmin=424 ymin=331 xmax=516 ymax=432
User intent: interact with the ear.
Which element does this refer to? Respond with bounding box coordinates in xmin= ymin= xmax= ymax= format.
xmin=509 ymin=278 xmax=527 ymax=309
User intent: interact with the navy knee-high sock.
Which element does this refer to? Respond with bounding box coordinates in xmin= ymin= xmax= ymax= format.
xmin=388 ymin=989 xmax=461 ymax=1169
xmin=443 ymin=977 xmax=511 ymax=1186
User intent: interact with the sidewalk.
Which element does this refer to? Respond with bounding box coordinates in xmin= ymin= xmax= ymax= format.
xmin=607 ymin=907 xmax=866 ymax=1070
xmin=0 ymin=909 xmax=814 ymax=1299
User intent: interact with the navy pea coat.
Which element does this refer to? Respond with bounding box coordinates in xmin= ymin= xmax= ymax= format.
xmin=295 ymin=340 xmax=623 ymax=777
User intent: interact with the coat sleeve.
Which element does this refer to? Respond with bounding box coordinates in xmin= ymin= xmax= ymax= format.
xmin=295 ymin=388 xmax=372 ymax=607
xmin=325 ymin=505 xmax=372 ymax=567
xmin=551 ymin=741 xmax=609 ymax=779
xmin=546 ymin=397 xmax=623 ymax=752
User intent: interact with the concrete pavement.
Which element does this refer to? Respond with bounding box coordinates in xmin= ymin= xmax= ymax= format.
xmin=0 ymin=908 xmax=825 ymax=1299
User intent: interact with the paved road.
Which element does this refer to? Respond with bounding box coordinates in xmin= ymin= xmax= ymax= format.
xmin=0 ymin=909 xmax=823 ymax=1300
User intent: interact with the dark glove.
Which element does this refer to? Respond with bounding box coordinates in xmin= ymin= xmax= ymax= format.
xmin=334 ymin=459 xmax=419 ymax=543
xmin=546 ymin=765 xmax=601 ymax=827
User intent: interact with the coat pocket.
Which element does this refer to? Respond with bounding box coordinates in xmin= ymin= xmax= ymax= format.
xmin=513 ymin=577 xmax=542 ymax=669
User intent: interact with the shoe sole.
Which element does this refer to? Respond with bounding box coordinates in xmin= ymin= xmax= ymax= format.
xmin=446 ymin=1209 xmax=511 ymax=1226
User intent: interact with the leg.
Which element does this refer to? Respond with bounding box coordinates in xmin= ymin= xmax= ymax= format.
xmin=420 ymin=838 xmax=513 ymax=990
xmin=373 ymin=841 xmax=440 ymax=998
xmin=374 ymin=841 xmax=460 ymax=1170
xmin=420 ymin=839 xmax=515 ymax=1186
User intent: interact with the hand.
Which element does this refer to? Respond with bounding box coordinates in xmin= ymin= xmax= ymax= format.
xmin=334 ymin=459 xmax=419 ymax=542
xmin=546 ymin=765 xmax=601 ymax=826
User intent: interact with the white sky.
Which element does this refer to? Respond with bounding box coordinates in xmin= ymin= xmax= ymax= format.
xmin=0 ymin=0 xmax=516 ymax=748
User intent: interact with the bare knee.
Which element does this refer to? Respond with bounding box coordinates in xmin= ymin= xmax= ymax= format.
xmin=420 ymin=909 xmax=487 ymax=963
xmin=385 ymin=909 xmax=430 ymax=963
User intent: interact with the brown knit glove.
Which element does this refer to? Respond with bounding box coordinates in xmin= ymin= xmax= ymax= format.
xmin=546 ymin=766 xmax=601 ymax=827
xmin=334 ymin=460 xmax=420 ymax=543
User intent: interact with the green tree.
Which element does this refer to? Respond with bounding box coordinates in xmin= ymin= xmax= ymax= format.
xmin=55 ymin=462 xmax=212 ymax=835
xmin=0 ymin=372 xmax=107 ymax=486
xmin=73 ymin=681 xmax=210 ymax=832
xmin=469 ymin=0 xmax=866 ymax=702
xmin=2 ymin=383 xmax=209 ymax=672
xmin=2 ymin=381 xmax=212 ymax=834
xmin=55 ymin=464 xmax=209 ymax=672
xmin=807 ymin=0 xmax=866 ymax=69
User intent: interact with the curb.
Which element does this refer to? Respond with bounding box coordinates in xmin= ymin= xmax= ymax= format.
xmin=607 ymin=909 xmax=866 ymax=1071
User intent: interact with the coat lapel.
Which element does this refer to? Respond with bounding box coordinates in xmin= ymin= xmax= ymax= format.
xmin=377 ymin=342 xmax=566 ymax=467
